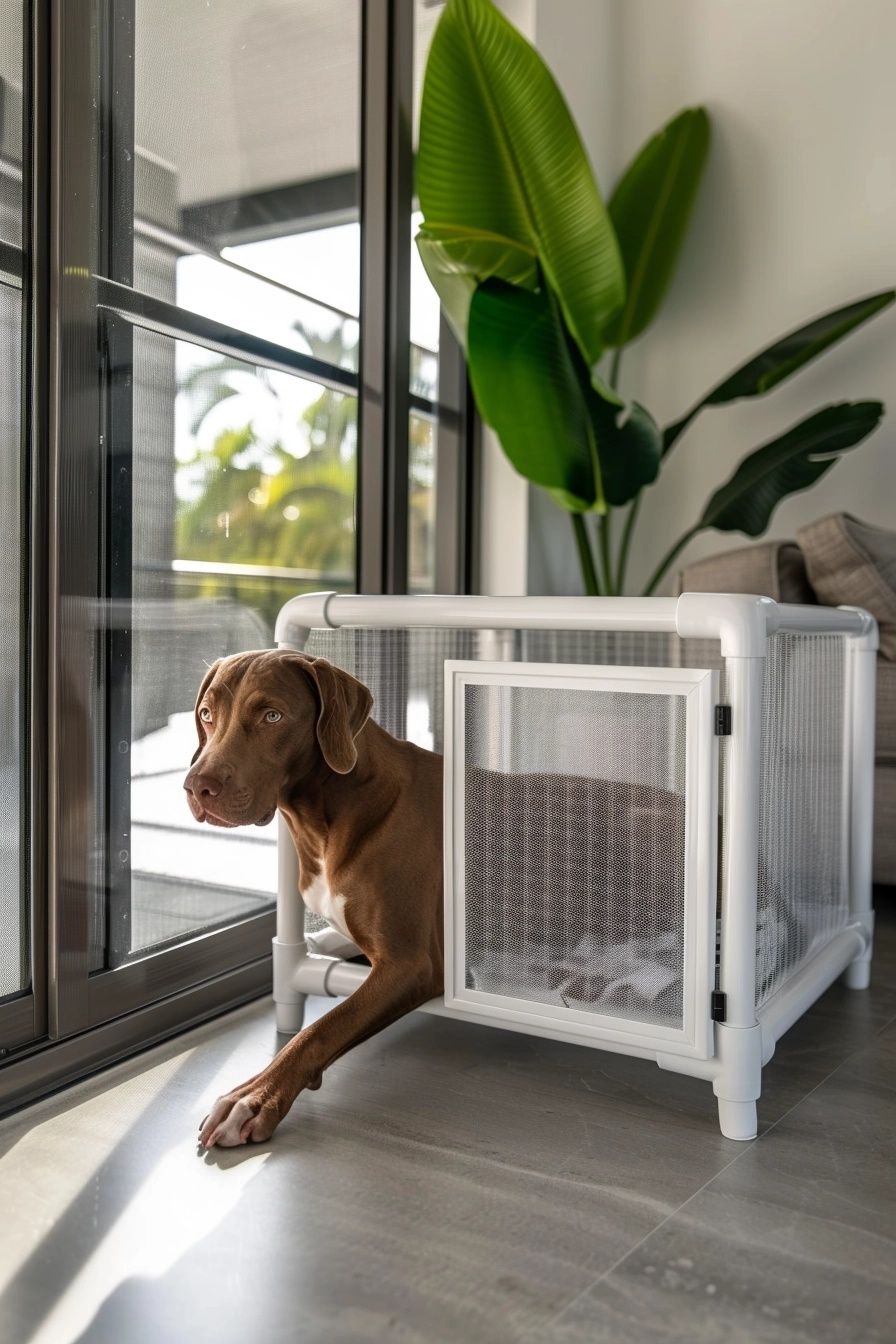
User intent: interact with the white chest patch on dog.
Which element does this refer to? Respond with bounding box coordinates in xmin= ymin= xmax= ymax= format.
xmin=301 ymin=872 xmax=350 ymax=940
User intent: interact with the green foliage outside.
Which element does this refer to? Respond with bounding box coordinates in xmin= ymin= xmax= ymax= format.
xmin=174 ymin=321 xmax=436 ymax=630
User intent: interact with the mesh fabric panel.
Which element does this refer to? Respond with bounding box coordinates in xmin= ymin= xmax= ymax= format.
xmin=756 ymin=633 xmax=849 ymax=1004
xmin=520 ymin=629 xmax=723 ymax=676
xmin=462 ymin=683 xmax=688 ymax=1028
xmin=305 ymin=627 xmax=476 ymax=751
xmin=302 ymin=621 xmax=852 ymax=1013
xmin=303 ymin=627 xmax=477 ymax=940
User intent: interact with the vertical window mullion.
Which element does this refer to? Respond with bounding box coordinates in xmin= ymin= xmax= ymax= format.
xmin=358 ymin=0 xmax=413 ymax=595
xmin=20 ymin=0 xmax=53 ymax=1049
xmin=434 ymin=312 xmax=478 ymax=594
xmin=98 ymin=0 xmax=136 ymax=972
xmin=47 ymin=0 xmax=104 ymax=1036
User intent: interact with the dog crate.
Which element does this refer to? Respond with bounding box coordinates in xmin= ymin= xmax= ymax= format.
xmin=271 ymin=593 xmax=877 ymax=1140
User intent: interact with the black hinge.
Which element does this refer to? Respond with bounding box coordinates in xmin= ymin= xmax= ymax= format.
xmin=711 ymin=990 xmax=727 ymax=1022
xmin=714 ymin=705 xmax=732 ymax=736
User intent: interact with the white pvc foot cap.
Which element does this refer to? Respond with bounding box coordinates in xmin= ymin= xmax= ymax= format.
xmin=843 ymin=960 xmax=871 ymax=991
xmin=718 ymin=1098 xmax=758 ymax=1141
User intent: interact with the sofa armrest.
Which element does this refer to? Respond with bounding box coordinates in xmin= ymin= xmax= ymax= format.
xmin=676 ymin=540 xmax=816 ymax=604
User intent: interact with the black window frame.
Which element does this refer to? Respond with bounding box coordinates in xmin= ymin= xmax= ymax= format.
xmin=0 ymin=0 xmax=477 ymax=1117
xmin=0 ymin=0 xmax=45 ymax=1060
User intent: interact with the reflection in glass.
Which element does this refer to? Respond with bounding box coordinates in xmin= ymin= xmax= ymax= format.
xmin=0 ymin=285 xmax=23 ymax=995
xmin=111 ymin=326 xmax=357 ymax=965
xmin=132 ymin=0 xmax=361 ymax=299
xmin=0 ymin=2 xmax=24 ymax=999
xmin=409 ymin=412 xmax=436 ymax=594
xmin=0 ymin=0 xmax=22 ymax=250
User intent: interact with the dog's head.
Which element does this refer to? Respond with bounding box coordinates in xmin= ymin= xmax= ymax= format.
xmin=182 ymin=650 xmax=374 ymax=828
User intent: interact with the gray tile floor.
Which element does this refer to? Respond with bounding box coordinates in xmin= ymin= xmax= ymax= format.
xmin=1 ymin=903 xmax=894 ymax=1344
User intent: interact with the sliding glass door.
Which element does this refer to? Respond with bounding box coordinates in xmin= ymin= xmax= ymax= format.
xmin=0 ymin=0 xmax=473 ymax=1113
xmin=77 ymin=0 xmax=366 ymax=1017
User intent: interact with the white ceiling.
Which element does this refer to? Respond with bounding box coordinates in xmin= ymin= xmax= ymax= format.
xmin=134 ymin=0 xmax=441 ymax=207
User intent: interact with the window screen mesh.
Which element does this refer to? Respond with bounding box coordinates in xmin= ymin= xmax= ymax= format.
xmin=462 ymin=683 xmax=688 ymax=1029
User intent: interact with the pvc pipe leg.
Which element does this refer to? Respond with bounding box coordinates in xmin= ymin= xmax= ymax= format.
xmin=275 ymin=994 xmax=307 ymax=1036
xmin=713 ymin=1023 xmax=762 ymax=1141
xmin=717 ymin=1097 xmax=758 ymax=1141
xmin=843 ymin=959 xmax=871 ymax=991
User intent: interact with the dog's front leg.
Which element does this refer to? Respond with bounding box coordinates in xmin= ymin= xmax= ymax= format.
xmin=198 ymin=957 xmax=436 ymax=1148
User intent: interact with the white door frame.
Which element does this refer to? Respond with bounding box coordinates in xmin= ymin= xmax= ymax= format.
xmin=443 ymin=660 xmax=720 ymax=1060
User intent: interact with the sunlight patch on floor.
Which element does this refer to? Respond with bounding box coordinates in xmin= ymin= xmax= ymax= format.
xmin=0 ymin=1051 xmax=198 ymax=1295
xmin=27 ymin=1143 xmax=270 ymax=1344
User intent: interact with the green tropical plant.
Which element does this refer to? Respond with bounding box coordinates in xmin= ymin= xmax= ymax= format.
xmin=416 ymin=0 xmax=894 ymax=594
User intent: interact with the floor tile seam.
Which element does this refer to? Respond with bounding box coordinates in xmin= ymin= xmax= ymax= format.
xmin=523 ymin=1001 xmax=896 ymax=1339
xmin=518 ymin=1139 xmax=754 ymax=1341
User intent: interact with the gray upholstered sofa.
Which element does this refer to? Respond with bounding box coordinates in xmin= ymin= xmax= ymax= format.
xmin=677 ymin=514 xmax=896 ymax=887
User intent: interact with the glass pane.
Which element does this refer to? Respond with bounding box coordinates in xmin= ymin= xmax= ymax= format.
xmin=222 ymin=224 xmax=360 ymax=373
xmin=131 ymin=0 xmax=361 ymax=321
xmin=409 ymin=201 xmax=439 ymax=593
xmin=409 ymin=411 xmax=436 ymax=594
xmin=0 ymin=0 xmax=23 ymax=250
xmin=0 ymin=0 xmax=25 ymax=1003
xmin=411 ymin=2 xmax=444 ymax=593
xmin=101 ymin=324 xmax=356 ymax=968
xmin=0 ymin=282 xmax=24 ymax=997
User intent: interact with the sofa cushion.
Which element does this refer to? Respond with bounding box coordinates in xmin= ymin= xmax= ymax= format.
xmin=877 ymin=659 xmax=896 ymax=761
xmin=874 ymin=764 xmax=896 ymax=887
xmin=797 ymin=514 xmax=896 ymax=659
xmin=676 ymin=540 xmax=816 ymax=604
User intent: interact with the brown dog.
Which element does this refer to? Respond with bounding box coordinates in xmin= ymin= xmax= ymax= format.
xmin=184 ymin=650 xmax=444 ymax=1148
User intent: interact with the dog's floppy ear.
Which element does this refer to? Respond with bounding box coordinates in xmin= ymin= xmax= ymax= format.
xmin=191 ymin=660 xmax=221 ymax=765
xmin=299 ymin=656 xmax=373 ymax=775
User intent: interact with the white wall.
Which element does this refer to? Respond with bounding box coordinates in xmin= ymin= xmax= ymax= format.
xmin=521 ymin=0 xmax=896 ymax=595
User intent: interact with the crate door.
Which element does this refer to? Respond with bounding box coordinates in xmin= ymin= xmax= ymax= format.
xmin=444 ymin=661 xmax=719 ymax=1059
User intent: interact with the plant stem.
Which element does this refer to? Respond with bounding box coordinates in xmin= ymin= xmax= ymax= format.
xmin=571 ymin=512 xmax=601 ymax=596
xmin=598 ymin=511 xmax=614 ymax=595
xmin=608 ymin=347 xmax=623 ymax=392
xmin=642 ymin=529 xmax=697 ymax=597
xmin=615 ymin=493 xmax=642 ymax=593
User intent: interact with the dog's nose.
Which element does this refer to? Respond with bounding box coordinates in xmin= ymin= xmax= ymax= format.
xmin=185 ymin=772 xmax=224 ymax=800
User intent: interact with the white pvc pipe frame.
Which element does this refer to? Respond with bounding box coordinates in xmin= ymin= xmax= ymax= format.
xmin=272 ymin=592 xmax=878 ymax=1141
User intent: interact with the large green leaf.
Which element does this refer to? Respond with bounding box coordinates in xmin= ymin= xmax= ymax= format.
xmin=417 ymin=0 xmax=624 ymax=365
xmin=696 ymin=401 xmax=884 ymax=535
xmin=585 ymin=374 xmax=662 ymax=507
xmin=643 ymin=401 xmax=884 ymax=594
xmin=604 ymin=108 xmax=710 ymax=348
xmin=663 ymin=290 xmax=895 ymax=452
xmin=467 ymin=278 xmax=661 ymax=511
xmin=415 ymin=223 xmax=538 ymax=345
xmin=468 ymin=280 xmax=601 ymax=507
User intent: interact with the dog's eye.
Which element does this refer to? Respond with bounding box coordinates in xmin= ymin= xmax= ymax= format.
xmin=263 ymin=709 xmax=282 ymax=724
xmin=199 ymin=707 xmax=213 ymax=723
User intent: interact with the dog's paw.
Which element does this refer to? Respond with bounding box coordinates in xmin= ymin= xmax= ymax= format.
xmin=198 ymin=1090 xmax=282 ymax=1149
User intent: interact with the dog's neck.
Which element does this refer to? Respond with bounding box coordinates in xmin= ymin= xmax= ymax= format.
xmin=278 ymin=718 xmax=407 ymax=867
